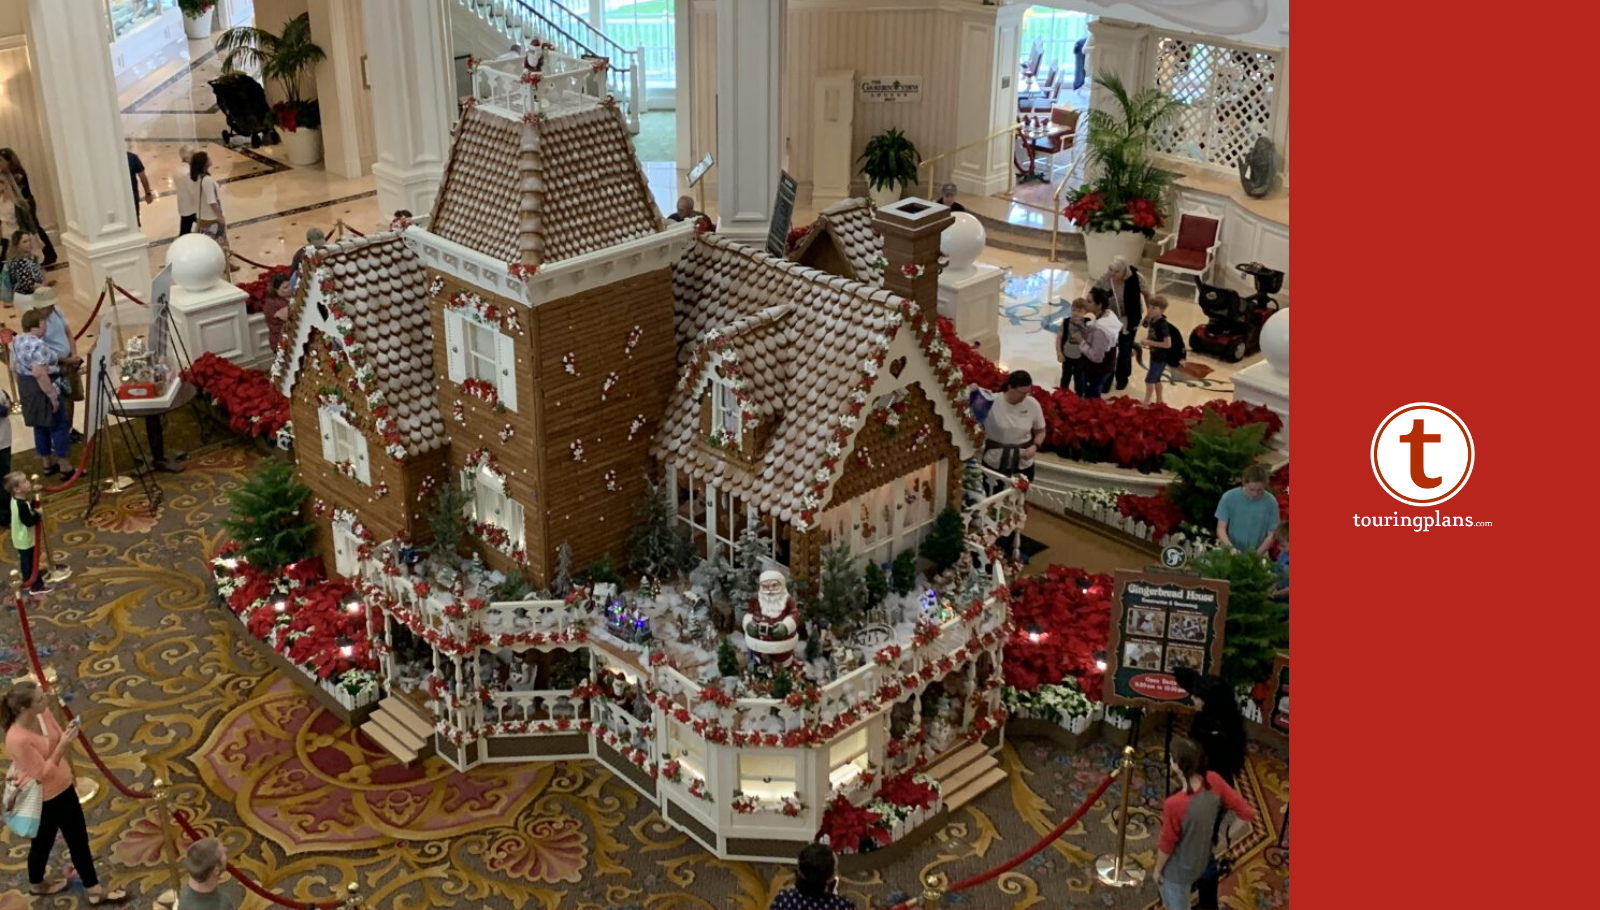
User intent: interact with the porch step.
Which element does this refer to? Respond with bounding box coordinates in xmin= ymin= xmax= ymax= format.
xmin=360 ymin=696 xmax=435 ymax=766
xmin=938 ymin=753 xmax=1001 ymax=796
xmin=944 ymin=766 xmax=1010 ymax=811
xmin=925 ymin=742 xmax=988 ymax=779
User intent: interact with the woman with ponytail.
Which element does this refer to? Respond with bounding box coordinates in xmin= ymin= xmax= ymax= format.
xmin=1153 ymin=736 xmax=1255 ymax=910
xmin=2 ymin=682 xmax=124 ymax=903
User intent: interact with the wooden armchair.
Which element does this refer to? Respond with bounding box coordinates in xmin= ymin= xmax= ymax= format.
xmin=1152 ymin=206 xmax=1224 ymax=294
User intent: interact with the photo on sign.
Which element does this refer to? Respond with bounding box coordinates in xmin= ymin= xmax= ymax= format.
xmin=1164 ymin=645 xmax=1206 ymax=674
xmin=1126 ymin=607 xmax=1167 ymax=638
xmin=1167 ymin=612 xmax=1208 ymax=643
xmin=1123 ymin=641 xmax=1163 ymax=671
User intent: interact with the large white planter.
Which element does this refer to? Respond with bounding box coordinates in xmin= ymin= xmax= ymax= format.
xmin=867 ymin=183 xmax=900 ymax=209
xmin=1083 ymin=230 xmax=1147 ymax=280
xmin=282 ymin=127 xmax=323 ymax=166
xmin=183 ymin=11 xmax=213 ymax=40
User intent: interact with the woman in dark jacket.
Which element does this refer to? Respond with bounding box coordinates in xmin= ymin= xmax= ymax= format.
xmin=1175 ymin=668 xmax=1248 ymax=909
xmin=0 ymin=150 xmax=58 ymax=266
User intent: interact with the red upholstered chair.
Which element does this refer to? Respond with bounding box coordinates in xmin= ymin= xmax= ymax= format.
xmin=1152 ymin=206 xmax=1224 ymax=295
xmin=1025 ymin=106 xmax=1081 ymax=177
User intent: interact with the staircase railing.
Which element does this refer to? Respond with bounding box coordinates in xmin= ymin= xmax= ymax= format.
xmin=458 ymin=0 xmax=645 ymax=132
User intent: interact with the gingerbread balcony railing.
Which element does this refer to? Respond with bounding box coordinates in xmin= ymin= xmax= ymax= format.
xmin=470 ymin=49 xmax=621 ymax=120
xmin=962 ymin=465 xmax=1029 ymax=563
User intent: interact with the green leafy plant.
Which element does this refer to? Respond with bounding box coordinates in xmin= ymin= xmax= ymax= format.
xmin=1061 ymin=73 xmax=1184 ymax=237
xmin=219 ymin=458 xmax=315 ymax=571
xmin=548 ymin=649 xmax=591 ymax=689
xmin=179 ymin=0 xmax=217 ymax=17
xmin=216 ymin=12 xmax=326 ymax=132
xmin=890 ymin=550 xmax=918 ymax=598
xmin=489 ymin=574 xmax=535 ymax=602
xmin=1162 ymin=412 xmax=1269 ymax=527
xmin=585 ymin=553 xmax=622 ymax=587
xmin=1191 ymin=548 xmax=1288 ymax=690
xmin=626 ymin=476 xmax=693 ymax=580
xmin=919 ymin=507 xmax=967 ymax=577
xmin=717 ymin=638 xmax=740 ymax=678
xmin=770 ymin=666 xmax=794 ymax=700
xmin=426 ymin=479 xmax=472 ymax=560
xmin=863 ymin=561 xmax=889 ymax=611
xmin=857 ymin=128 xmax=921 ymax=197
xmin=814 ymin=544 xmax=865 ymax=632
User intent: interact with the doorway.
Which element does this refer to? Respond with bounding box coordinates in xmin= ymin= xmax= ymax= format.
xmin=1010 ymin=6 xmax=1092 ymax=214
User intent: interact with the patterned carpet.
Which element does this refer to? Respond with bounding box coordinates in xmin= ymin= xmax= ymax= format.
xmin=0 ymin=443 xmax=1289 ymax=909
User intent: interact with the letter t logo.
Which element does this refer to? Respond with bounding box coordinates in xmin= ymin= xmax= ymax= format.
xmin=1399 ymin=418 xmax=1441 ymax=488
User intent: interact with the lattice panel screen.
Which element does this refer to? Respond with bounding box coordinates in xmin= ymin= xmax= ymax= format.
xmin=1150 ymin=36 xmax=1279 ymax=169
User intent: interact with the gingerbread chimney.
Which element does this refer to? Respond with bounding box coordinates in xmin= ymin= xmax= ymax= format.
xmin=874 ymin=197 xmax=954 ymax=324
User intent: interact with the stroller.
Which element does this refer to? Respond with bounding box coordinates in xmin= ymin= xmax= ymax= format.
xmin=210 ymin=72 xmax=280 ymax=149
xmin=1188 ymin=263 xmax=1283 ymax=362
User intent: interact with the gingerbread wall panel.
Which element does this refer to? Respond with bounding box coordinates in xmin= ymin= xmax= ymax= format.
xmin=826 ymin=383 xmax=958 ymax=509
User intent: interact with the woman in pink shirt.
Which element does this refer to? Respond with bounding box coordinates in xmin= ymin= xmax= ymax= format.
xmin=2 ymin=681 xmax=126 ymax=903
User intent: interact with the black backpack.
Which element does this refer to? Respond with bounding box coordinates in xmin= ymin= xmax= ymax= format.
xmin=1159 ymin=318 xmax=1185 ymax=364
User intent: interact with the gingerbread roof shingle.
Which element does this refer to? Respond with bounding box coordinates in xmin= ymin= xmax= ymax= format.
xmin=428 ymin=102 xmax=664 ymax=270
xmin=284 ymin=231 xmax=446 ymax=458
xmin=790 ymin=197 xmax=884 ymax=286
xmin=653 ymin=235 xmax=976 ymax=528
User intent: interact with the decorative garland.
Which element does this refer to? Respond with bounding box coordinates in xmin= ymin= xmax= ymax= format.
xmin=461 ymin=377 xmax=502 ymax=409
xmin=732 ymin=791 xmax=806 ymax=817
xmin=624 ymin=325 xmax=643 ymax=358
xmin=448 ymin=289 xmax=501 ymax=327
xmin=314 ymin=272 xmax=410 ymax=460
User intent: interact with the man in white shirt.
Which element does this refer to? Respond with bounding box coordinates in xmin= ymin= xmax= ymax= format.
xmin=1078 ymin=288 xmax=1122 ymax=399
xmin=980 ymin=370 xmax=1047 ymax=479
xmin=174 ymin=145 xmax=199 ymax=238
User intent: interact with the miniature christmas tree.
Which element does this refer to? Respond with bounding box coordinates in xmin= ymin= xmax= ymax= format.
xmin=919 ymin=507 xmax=966 ymax=576
xmin=890 ymin=550 xmax=918 ymax=597
xmin=717 ymin=637 xmax=740 ymax=678
xmin=1163 ymin=412 xmax=1270 ymax=527
xmin=626 ymin=475 xmax=692 ymax=580
xmin=770 ymin=665 xmax=794 ymax=700
xmin=729 ymin=524 xmax=770 ymax=605
xmin=551 ymin=541 xmax=574 ymax=597
xmin=586 ymin=552 xmax=622 ymax=586
xmin=427 ymin=478 xmax=473 ymax=560
xmin=220 ymin=459 xmax=315 ymax=571
xmin=1190 ymin=547 xmax=1287 ymax=690
xmin=815 ymin=543 xmax=865 ymax=632
xmin=863 ymin=561 xmax=889 ymax=611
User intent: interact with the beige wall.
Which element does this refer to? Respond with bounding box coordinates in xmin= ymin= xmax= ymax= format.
xmin=251 ymin=0 xmax=313 ymax=105
xmin=0 ymin=4 xmax=23 ymax=39
xmin=0 ymin=30 xmax=63 ymax=234
xmin=688 ymin=0 xmax=974 ymax=200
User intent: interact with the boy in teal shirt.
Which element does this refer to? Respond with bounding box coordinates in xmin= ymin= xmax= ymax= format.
xmin=1215 ymin=464 xmax=1280 ymax=555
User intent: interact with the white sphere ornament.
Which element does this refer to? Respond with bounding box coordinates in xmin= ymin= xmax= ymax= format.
xmin=1260 ymin=308 xmax=1288 ymax=375
xmin=941 ymin=212 xmax=987 ymax=275
xmin=165 ymin=234 xmax=228 ymax=292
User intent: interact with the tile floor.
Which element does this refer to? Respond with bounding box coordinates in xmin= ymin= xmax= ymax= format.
xmin=8 ymin=30 xmax=1258 ymax=464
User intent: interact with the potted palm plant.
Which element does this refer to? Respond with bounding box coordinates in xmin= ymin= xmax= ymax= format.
xmin=857 ymin=128 xmax=921 ymax=208
xmin=179 ymin=0 xmax=217 ymax=41
xmin=217 ymin=13 xmax=328 ymax=167
xmin=1063 ymin=73 xmax=1184 ymax=278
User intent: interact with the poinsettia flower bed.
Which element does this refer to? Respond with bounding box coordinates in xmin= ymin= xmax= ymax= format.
xmin=1005 ymin=565 xmax=1112 ymax=700
xmin=1115 ymin=490 xmax=1186 ymax=541
xmin=236 ymin=265 xmax=293 ymax=315
xmin=936 ymin=317 xmax=1281 ymax=471
xmin=211 ymin=543 xmax=380 ymax=702
xmin=1272 ymin=463 xmax=1290 ymax=523
xmin=817 ymin=794 xmax=891 ymax=853
xmin=183 ymin=353 xmax=291 ymax=439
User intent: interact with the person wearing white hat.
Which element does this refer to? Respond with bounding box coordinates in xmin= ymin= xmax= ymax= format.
xmin=743 ymin=569 xmax=800 ymax=667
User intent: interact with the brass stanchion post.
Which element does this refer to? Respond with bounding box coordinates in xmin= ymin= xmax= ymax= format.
xmin=343 ymin=880 xmax=362 ymax=910
xmin=920 ymin=872 xmax=947 ymax=910
xmin=152 ymin=777 xmax=184 ymax=909
xmin=1095 ymin=745 xmax=1145 ymax=886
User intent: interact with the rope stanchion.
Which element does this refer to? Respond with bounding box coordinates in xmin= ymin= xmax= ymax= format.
xmin=229 ymin=250 xmax=278 ymax=272
xmin=73 ymin=289 xmax=110 ymax=341
xmin=1094 ymin=746 xmax=1142 ymax=887
xmin=153 ymin=777 xmax=184 ymax=907
xmin=171 ymin=808 xmax=340 ymax=910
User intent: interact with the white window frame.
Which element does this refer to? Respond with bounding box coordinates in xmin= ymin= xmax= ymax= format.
xmin=709 ymin=377 xmax=742 ymax=445
xmin=318 ymin=409 xmax=371 ymax=485
xmin=668 ymin=719 xmax=707 ymax=779
xmin=828 ymin=727 xmax=871 ymax=789
xmin=463 ymin=466 xmax=527 ymax=551
xmin=443 ymin=309 xmax=519 ymax=411
xmin=1146 ymin=31 xmax=1282 ymax=173
xmin=332 ymin=521 xmax=363 ymax=577
xmin=738 ymin=752 xmax=799 ymax=801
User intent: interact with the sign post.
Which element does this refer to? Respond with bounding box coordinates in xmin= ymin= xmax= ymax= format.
xmin=686 ymin=152 xmax=715 ymax=220
xmin=1103 ymin=568 xmax=1230 ymax=709
xmin=765 ymin=171 xmax=799 ymax=259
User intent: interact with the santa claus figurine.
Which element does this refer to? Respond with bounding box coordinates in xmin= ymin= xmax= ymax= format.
xmin=743 ymin=570 xmax=801 ymax=666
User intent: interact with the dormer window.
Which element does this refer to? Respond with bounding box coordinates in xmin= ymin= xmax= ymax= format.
xmin=709 ymin=377 xmax=743 ymax=447
xmin=318 ymin=410 xmax=371 ymax=485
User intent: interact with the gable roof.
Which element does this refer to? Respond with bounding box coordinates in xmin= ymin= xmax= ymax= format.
xmin=428 ymin=102 xmax=664 ymax=270
xmin=653 ymin=235 xmax=979 ymax=531
xmin=789 ymin=197 xmax=884 ymax=286
xmin=276 ymin=232 xmax=446 ymax=459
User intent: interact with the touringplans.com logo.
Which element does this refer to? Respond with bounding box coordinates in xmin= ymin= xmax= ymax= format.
xmin=1358 ymin=403 xmax=1490 ymax=531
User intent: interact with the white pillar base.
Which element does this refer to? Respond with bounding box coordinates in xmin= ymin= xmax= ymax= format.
xmin=61 ymin=229 xmax=153 ymax=308
xmin=1231 ymin=362 xmax=1289 ymax=453
xmin=170 ymin=282 xmax=253 ymax=366
xmin=937 ymin=262 xmax=1007 ymax=356
xmin=373 ymin=161 xmax=447 ymax=222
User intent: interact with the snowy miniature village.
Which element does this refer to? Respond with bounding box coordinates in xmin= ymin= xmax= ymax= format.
xmin=205 ymin=46 xmax=1030 ymax=862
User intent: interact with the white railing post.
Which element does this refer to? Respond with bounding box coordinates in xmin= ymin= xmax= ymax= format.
xmin=629 ymin=46 xmax=645 ymax=130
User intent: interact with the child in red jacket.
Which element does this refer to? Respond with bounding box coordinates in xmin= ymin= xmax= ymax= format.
xmin=1154 ymin=736 xmax=1256 ymax=909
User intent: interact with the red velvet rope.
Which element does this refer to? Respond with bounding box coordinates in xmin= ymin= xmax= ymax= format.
xmin=884 ymin=768 xmax=1119 ymax=910
xmin=229 ymin=250 xmax=277 ymax=272
xmin=173 ymin=809 xmax=336 ymax=910
xmin=111 ymin=284 xmax=147 ymax=307
xmin=72 ymin=290 xmax=108 ymax=342
xmin=41 ymin=439 xmax=94 ymax=496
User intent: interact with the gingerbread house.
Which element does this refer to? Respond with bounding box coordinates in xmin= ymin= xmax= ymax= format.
xmin=274 ymin=232 xmax=446 ymax=569
xmin=787 ymin=197 xmax=886 ymax=286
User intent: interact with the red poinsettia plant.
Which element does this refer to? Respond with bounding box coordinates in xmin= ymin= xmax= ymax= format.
xmin=1061 ymin=74 xmax=1182 ymax=238
xmin=817 ymin=795 xmax=890 ymax=852
xmin=875 ymin=771 xmax=940 ymax=811
xmin=1005 ymin=565 xmax=1113 ymax=698
xmin=1116 ymin=491 xmax=1186 ymax=541
xmin=183 ymin=353 xmax=290 ymax=439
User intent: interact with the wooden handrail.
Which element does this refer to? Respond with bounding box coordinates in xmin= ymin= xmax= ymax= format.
xmin=918 ymin=123 xmax=1023 ymax=198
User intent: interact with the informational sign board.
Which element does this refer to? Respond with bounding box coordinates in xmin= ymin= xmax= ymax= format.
xmin=1265 ymin=653 xmax=1289 ymax=735
xmin=84 ymin=318 xmax=116 ymax=440
xmin=765 ymin=171 xmax=799 ymax=259
xmin=1103 ymin=569 xmax=1229 ymax=709
xmin=147 ymin=265 xmax=173 ymax=364
xmin=860 ymin=76 xmax=923 ymax=103
xmin=687 ymin=152 xmax=715 ymax=187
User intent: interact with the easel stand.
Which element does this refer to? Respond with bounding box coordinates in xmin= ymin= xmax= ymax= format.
xmin=84 ymin=361 xmax=162 ymax=522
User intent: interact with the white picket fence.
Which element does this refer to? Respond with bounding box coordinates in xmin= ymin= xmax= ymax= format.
xmin=1050 ymin=489 xmax=1211 ymax=560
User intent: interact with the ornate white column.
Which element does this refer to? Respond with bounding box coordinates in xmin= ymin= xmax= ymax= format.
xmin=714 ymin=0 xmax=785 ymax=245
xmin=1086 ymin=18 xmax=1146 ymax=109
xmin=363 ymin=0 xmax=454 ymax=218
xmin=949 ymin=2 xmax=1024 ymax=198
xmin=26 ymin=0 xmax=152 ymax=305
